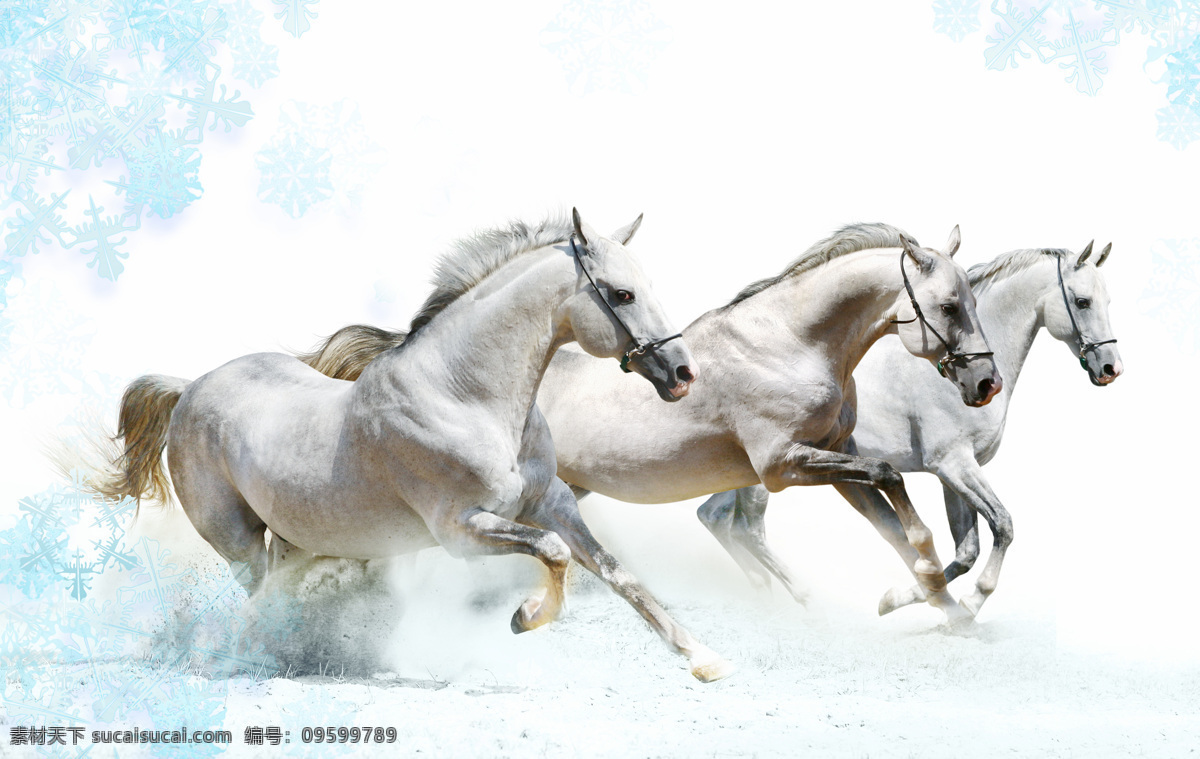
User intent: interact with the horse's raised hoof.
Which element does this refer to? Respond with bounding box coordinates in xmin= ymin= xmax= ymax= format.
xmin=510 ymin=592 xmax=554 ymax=634
xmin=878 ymin=586 xmax=906 ymax=616
xmin=688 ymin=647 xmax=736 ymax=683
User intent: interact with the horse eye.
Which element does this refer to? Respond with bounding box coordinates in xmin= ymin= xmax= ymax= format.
xmin=1075 ymin=297 xmax=1091 ymax=309
xmin=614 ymin=289 xmax=635 ymax=304
xmin=940 ymin=303 xmax=959 ymax=317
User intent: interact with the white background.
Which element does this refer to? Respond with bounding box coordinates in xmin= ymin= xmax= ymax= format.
xmin=4 ymin=0 xmax=1198 ymax=669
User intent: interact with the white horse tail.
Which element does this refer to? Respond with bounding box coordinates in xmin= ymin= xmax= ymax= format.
xmin=295 ymin=324 xmax=408 ymax=381
xmin=97 ymin=375 xmax=191 ymax=506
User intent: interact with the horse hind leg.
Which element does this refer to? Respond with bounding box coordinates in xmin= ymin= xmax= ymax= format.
xmin=172 ymin=468 xmax=268 ymax=596
xmin=700 ymin=486 xmax=810 ymax=604
xmin=696 ymin=489 xmax=775 ymax=594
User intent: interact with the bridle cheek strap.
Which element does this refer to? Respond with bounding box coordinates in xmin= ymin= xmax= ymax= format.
xmin=1057 ymin=254 xmax=1117 ymax=372
xmin=571 ymin=236 xmax=683 ymax=373
xmin=890 ymin=250 xmax=993 ymax=378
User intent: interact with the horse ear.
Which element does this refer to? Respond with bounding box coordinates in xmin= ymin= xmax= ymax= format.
xmin=1096 ymin=242 xmax=1112 ymax=267
xmin=1075 ymin=240 xmax=1094 ymax=268
xmin=610 ymin=213 xmax=643 ymax=246
xmin=901 ymin=233 xmax=934 ymax=271
xmin=572 ymin=207 xmax=597 ymax=251
xmin=943 ymin=224 xmax=961 ymax=258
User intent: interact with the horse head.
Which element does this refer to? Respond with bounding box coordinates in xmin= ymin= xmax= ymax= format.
xmin=565 ymin=208 xmax=697 ymax=401
xmin=892 ymin=226 xmax=1002 ymax=407
xmin=1042 ymin=241 xmax=1122 ymax=386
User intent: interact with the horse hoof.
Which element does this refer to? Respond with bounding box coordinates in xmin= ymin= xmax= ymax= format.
xmin=878 ymin=586 xmax=904 ymax=616
xmin=689 ymin=647 xmax=736 ymax=683
xmin=691 ymin=653 xmax=734 ymax=686
xmin=510 ymin=609 xmax=527 ymax=635
xmin=510 ymin=593 xmax=553 ymax=634
xmin=961 ymin=592 xmax=985 ymax=619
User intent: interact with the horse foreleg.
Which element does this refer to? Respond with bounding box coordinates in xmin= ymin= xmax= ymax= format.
xmin=942 ymin=484 xmax=981 ymax=584
xmin=762 ymin=443 xmax=969 ymax=622
xmin=696 ymin=489 xmax=776 ymax=595
xmin=524 ymin=480 xmax=735 ymax=683
xmin=435 ymin=508 xmax=571 ymax=634
xmin=935 ymin=461 xmax=1013 ymax=618
xmin=831 ymin=482 xmax=927 ymax=615
xmin=875 ymin=482 xmax=978 ymax=615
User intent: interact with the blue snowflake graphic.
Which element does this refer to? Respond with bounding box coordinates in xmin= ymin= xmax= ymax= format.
xmin=255 ymin=99 xmax=383 ymax=217
xmin=256 ymin=131 xmax=332 ymax=217
xmin=1142 ymin=238 xmax=1200 ymax=353
xmin=984 ymin=0 xmax=1053 ymax=71
xmin=541 ymin=0 xmax=672 ymax=95
xmin=4 ymin=190 xmax=70 ymax=258
xmin=272 ymin=0 xmax=318 ymax=38
xmin=232 ymin=35 xmax=280 ymax=88
xmin=0 ymin=280 xmax=99 ymax=407
xmin=0 ymin=478 xmax=136 ymax=601
xmin=109 ymin=129 xmax=204 ymax=218
xmin=68 ymin=195 xmax=139 ymax=280
xmin=1044 ymin=9 xmax=1114 ymax=95
xmin=933 ymin=0 xmax=982 ymax=42
xmin=0 ymin=0 xmax=318 ymax=282
xmin=942 ymin=0 xmax=1200 ymax=146
xmin=1165 ymin=35 xmax=1200 ymax=110
xmin=1157 ymin=101 xmax=1200 ymax=148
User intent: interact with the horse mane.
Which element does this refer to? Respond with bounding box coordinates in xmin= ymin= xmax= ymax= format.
xmin=408 ymin=213 xmax=575 ymax=335
xmin=967 ymin=248 xmax=1070 ymax=294
xmin=724 ymin=222 xmax=913 ymax=307
xmin=295 ymin=213 xmax=575 ymax=380
xmin=294 ymin=324 xmax=409 ymax=381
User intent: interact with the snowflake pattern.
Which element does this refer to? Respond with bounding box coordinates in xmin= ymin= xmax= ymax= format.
xmin=0 ymin=279 xmax=99 ymax=407
xmin=937 ymin=0 xmax=1200 ymax=147
xmin=1 ymin=521 xmax=276 ymax=748
xmin=1141 ymin=238 xmax=1200 ymax=353
xmin=0 ymin=477 xmax=136 ymax=601
xmin=0 ymin=0 xmax=320 ymax=282
xmin=934 ymin=0 xmax=982 ymax=42
xmin=541 ymin=0 xmax=672 ymax=95
xmin=272 ymin=0 xmax=318 ymax=38
xmin=255 ymin=99 xmax=383 ymax=217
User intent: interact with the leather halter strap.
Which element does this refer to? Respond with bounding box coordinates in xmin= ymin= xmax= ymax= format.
xmin=890 ymin=250 xmax=993 ymax=377
xmin=570 ymin=236 xmax=683 ymax=373
xmin=1056 ymin=253 xmax=1117 ymax=372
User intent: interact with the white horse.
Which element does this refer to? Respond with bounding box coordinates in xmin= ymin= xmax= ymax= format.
xmin=96 ymin=210 xmax=738 ymax=682
xmin=698 ymin=242 xmax=1122 ymax=617
xmin=297 ymin=224 xmax=1002 ymax=621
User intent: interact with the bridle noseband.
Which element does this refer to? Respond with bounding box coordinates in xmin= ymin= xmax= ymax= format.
xmin=1056 ymin=253 xmax=1117 ymax=373
xmin=570 ymin=236 xmax=683 ymax=373
xmin=890 ymin=250 xmax=993 ymax=378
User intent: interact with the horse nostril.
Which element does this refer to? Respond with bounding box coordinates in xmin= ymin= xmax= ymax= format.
xmin=676 ymin=365 xmax=695 ymax=384
xmin=978 ymin=378 xmax=994 ymax=398
xmin=1104 ymin=364 xmax=1115 ymax=377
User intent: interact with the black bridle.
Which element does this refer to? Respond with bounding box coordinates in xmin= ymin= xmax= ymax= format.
xmin=570 ymin=236 xmax=683 ymax=373
xmin=891 ymin=250 xmax=993 ymax=378
xmin=1056 ymin=253 xmax=1117 ymax=373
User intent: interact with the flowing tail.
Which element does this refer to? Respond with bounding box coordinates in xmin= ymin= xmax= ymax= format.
xmin=294 ymin=324 xmax=408 ymax=381
xmin=96 ymin=375 xmax=191 ymax=505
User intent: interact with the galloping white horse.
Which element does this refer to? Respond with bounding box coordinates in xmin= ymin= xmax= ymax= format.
xmin=698 ymin=242 xmax=1122 ymax=617
xmin=298 ymin=224 xmax=1002 ymax=621
xmin=97 ymin=210 xmax=737 ymax=682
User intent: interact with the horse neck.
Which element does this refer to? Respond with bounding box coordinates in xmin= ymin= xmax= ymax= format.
xmin=971 ymin=260 xmax=1054 ymax=402
xmin=361 ymin=248 xmax=574 ymax=428
xmin=738 ymin=250 xmax=906 ymax=386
